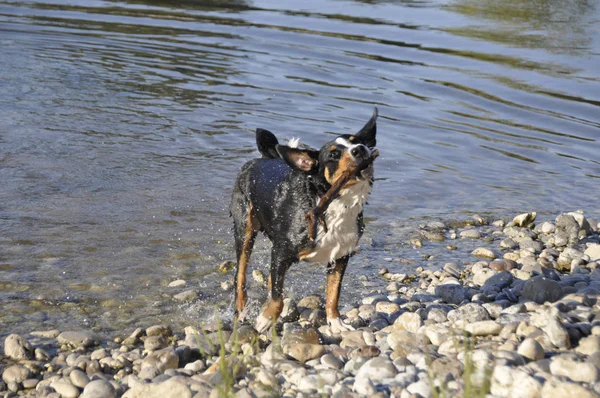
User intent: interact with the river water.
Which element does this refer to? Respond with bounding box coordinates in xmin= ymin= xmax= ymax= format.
xmin=1 ymin=0 xmax=599 ymax=336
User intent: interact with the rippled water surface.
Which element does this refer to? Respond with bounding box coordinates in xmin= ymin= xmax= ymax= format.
xmin=1 ymin=0 xmax=599 ymax=336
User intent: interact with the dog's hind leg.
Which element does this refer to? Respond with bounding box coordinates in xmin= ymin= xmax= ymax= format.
xmin=232 ymin=198 xmax=259 ymax=321
xmin=326 ymin=255 xmax=355 ymax=334
xmin=255 ymin=249 xmax=293 ymax=333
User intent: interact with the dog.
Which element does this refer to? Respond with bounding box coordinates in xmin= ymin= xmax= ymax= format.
xmin=230 ymin=108 xmax=379 ymax=334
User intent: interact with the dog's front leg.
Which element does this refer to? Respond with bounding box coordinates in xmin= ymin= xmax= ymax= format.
xmin=255 ymin=251 xmax=293 ymax=334
xmin=326 ymin=255 xmax=355 ymax=334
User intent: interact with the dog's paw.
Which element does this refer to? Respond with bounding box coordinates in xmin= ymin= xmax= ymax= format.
xmin=255 ymin=314 xmax=273 ymax=334
xmin=328 ymin=317 xmax=355 ymax=334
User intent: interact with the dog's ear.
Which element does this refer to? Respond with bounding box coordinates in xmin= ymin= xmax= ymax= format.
xmin=256 ymin=128 xmax=280 ymax=159
xmin=355 ymin=107 xmax=377 ymax=148
xmin=276 ymin=145 xmax=319 ymax=172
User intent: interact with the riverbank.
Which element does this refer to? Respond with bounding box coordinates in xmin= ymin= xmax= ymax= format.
xmin=2 ymin=210 xmax=600 ymax=397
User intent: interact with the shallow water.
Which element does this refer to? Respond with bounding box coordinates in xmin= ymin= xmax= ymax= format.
xmin=1 ymin=0 xmax=599 ymax=336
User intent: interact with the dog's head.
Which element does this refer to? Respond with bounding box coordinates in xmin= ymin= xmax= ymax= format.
xmin=273 ymin=108 xmax=379 ymax=185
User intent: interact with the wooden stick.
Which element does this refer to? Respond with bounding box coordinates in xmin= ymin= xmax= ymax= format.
xmin=305 ymin=167 xmax=357 ymax=241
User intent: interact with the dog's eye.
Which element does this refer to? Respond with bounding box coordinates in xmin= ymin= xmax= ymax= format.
xmin=329 ymin=150 xmax=341 ymax=160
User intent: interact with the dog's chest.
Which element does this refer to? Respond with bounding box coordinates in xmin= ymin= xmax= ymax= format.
xmin=303 ymin=180 xmax=371 ymax=263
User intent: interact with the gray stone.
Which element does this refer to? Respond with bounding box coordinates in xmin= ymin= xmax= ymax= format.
xmin=448 ymin=303 xmax=491 ymax=324
xmin=550 ymin=356 xmax=600 ymax=383
xmin=394 ymin=312 xmax=423 ymax=333
xmin=521 ymin=277 xmax=564 ymax=304
xmin=146 ymin=325 xmax=173 ymax=338
xmin=443 ymin=262 xmax=462 ymax=278
xmin=3 ymin=334 xmax=33 ymax=360
xmin=500 ymin=238 xmax=518 ymax=249
xmin=2 ymin=365 xmax=31 ymax=384
xmin=173 ymin=289 xmax=198 ymax=302
xmin=460 ymin=229 xmax=481 ymax=239
xmin=541 ymin=380 xmax=597 ymax=398
xmin=70 ymin=369 xmax=90 ymax=388
xmin=585 ymin=244 xmax=600 ymax=261
xmin=473 ymin=268 xmax=498 ymax=286
xmin=481 ymin=271 xmax=513 ymax=293
xmin=51 ymin=381 xmax=80 ymax=398
xmin=283 ymin=343 xmax=324 ymax=362
xmin=144 ymin=336 xmax=168 ymax=352
xmin=321 ymin=354 xmax=344 ymax=369
xmin=141 ymin=347 xmax=179 ymax=373
xmin=280 ymin=298 xmax=300 ymax=323
xmin=81 ymin=379 xmax=117 ymax=398
xmin=577 ymin=335 xmax=600 ymax=355
xmin=472 ymin=247 xmax=497 ymax=259
xmin=556 ymin=214 xmax=580 ymax=246
xmin=517 ymin=338 xmax=544 ymax=361
xmin=513 ymin=212 xmax=536 ymax=227
xmin=465 ymin=321 xmax=502 ymax=336
xmin=122 ymin=378 xmax=192 ymax=398
xmin=355 ymin=357 xmax=397 ymax=383
xmin=57 ymin=331 xmax=96 ymax=348
xmin=434 ymin=284 xmax=465 ymax=305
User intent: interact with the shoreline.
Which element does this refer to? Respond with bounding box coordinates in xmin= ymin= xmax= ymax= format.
xmin=2 ymin=210 xmax=600 ymax=397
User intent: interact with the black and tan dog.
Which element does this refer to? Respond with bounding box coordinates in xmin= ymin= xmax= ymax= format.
xmin=230 ymin=108 xmax=379 ymax=333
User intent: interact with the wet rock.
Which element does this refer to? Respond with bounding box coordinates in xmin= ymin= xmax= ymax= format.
xmin=81 ymin=379 xmax=117 ymax=398
xmin=472 ymin=247 xmax=497 ymax=259
xmin=280 ymin=298 xmax=300 ymax=323
xmin=460 ymin=229 xmax=481 ymax=239
xmin=58 ymin=331 xmax=96 ymax=348
xmin=173 ymin=289 xmax=198 ymax=302
xmin=298 ymin=295 xmax=323 ymax=310
xmin=282 ymin=324 xmax=320 ymax=346
xmin=550 ymin=356 xmax=600 ymax=383
xmin=521 ymin=277 xmax=564 ymax=304
xmin=3 ymin=334 xmax=33 ymax=360
xmin=500 ymin=238 xmax=518 ymax=250
xmin=168 ymin=279 xmax=186 ymax=287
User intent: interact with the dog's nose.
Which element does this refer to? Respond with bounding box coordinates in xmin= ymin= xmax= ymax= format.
xmin=350 ymin=145 xmax=368 ymax=158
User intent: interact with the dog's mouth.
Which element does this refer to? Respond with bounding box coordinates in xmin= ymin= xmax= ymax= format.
xmin=356 ymin=148 xmax=379 ymax=176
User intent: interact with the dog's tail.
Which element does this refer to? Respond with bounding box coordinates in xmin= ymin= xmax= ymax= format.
xmin=255 ymin=128 xmax=280 ymax=159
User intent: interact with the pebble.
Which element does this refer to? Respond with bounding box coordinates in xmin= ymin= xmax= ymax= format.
xmin=434 ymin=284 xmax=465 ymax=305
xmin=3 ymin=334 xmax=33 ymax=360
xmin=173 ymin=289 xmax=198 ymax=302
xmin=521 ymin=277 xmax=564 ymax=304
xmin=57 ymin=331 xmax=97 ymax=348
xmin=517 ymin=338 xmax=545 ymax=361
xmin=168 ymin=279 xmax=186 ymax=287
xmin=472 ymin=247 xmax=497 ymax=259
xmin=2 ymin=210 xmax=599 ymax=398
xmin=550 ymin=356 xmax=600 ymax=383
xmin=81 ymin=379 xmax=117 ymax=398
xmin=2 ymin=365 xmax=31 ymax=384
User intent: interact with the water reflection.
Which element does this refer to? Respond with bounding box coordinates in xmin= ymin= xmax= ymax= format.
xmin=446 ymin=0 xmax=597 ymax=55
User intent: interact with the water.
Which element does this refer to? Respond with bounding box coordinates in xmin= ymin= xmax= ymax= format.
xmin=1 ymin=0 xmax=599 ymax=336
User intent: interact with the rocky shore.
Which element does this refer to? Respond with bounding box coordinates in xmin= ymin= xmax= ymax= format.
xmin=2 ymin=210 xmax=600 ymax=398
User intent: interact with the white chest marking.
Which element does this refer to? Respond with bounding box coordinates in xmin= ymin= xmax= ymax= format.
xmin=303 ymin=179 xmax=371 ymax=263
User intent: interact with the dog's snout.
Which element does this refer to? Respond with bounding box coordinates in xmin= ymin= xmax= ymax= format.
xmin=350 ymin=145 xmax=368 ymax=158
